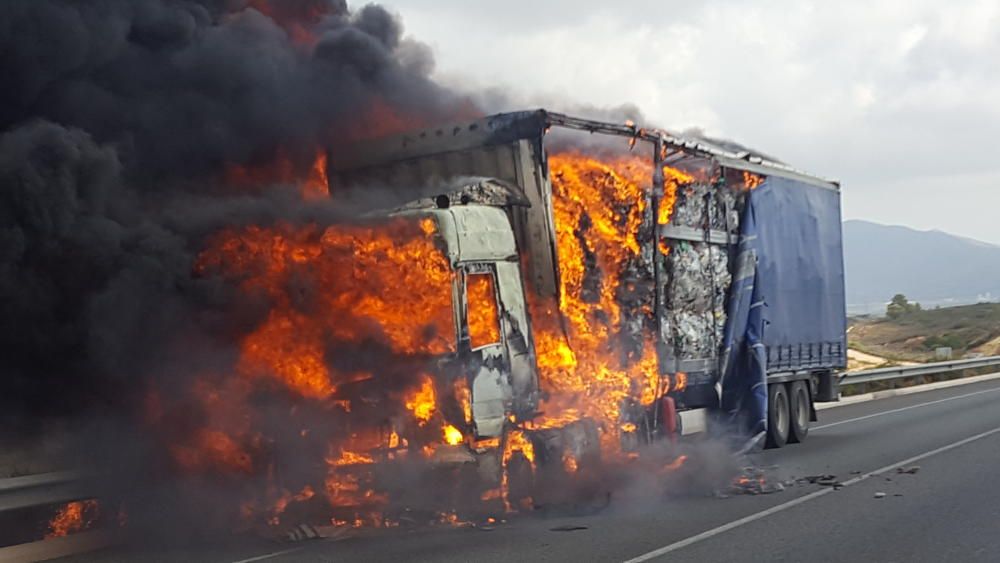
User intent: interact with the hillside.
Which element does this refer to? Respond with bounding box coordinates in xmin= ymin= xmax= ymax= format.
xmin=844 ymin=220 xmax=1000 ymax=310
xmin=849 ymin=303 xmax=1000 ymax=362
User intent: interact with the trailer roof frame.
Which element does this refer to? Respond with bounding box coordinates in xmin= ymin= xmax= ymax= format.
xmin=331 ymin=109 xmax=839 ymax=192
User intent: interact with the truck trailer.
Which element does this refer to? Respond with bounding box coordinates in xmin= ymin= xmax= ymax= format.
xmin=329 ymin=109 xmax=847 ymax=453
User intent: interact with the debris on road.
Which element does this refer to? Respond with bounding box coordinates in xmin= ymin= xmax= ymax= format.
xmin=284 ymin=524 xmax=356 ymax=542
xmin=896 ymin=466 xmax=921 ymax=474
xmin=717 ymin=466 xmax=786 ymax=497
xmin=550 ymin=525 xmax=589 ymax=532
xmin=799 ymin=474 xmax=841 ymax=487
xmin=874 ymin=492 xmax=886 ymax=499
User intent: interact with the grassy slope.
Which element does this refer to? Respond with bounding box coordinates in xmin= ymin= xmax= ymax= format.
xmin=849 ymin=303 xmax=1000 ymax=362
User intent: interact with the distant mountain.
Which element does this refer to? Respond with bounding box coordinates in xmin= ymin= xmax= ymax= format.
xmin=843 ymin=220 xmax=1000 ymax=312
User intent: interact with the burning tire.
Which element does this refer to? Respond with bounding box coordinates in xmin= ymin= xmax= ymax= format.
xmin=765 ymin=383 xmax=790 ymax=449
xmin=787 ymin=380 xmax=810 ymax=444
xmin=504 ymin=450 xmax=535 ymax=511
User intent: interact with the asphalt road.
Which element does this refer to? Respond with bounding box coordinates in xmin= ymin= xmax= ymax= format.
xmin=58 ymin=377 xmax=1000 ymax=563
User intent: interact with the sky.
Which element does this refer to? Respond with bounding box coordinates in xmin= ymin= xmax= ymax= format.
xmin=384 ymin=0 xmax=1000 ymax=244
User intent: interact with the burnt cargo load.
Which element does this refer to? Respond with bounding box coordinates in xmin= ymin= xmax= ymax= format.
xmin=330 ymin=109 xmax=847 ymax=449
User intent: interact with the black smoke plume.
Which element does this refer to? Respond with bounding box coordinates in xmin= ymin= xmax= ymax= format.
xmin=0 ymin=0 xmax=477 ymax=536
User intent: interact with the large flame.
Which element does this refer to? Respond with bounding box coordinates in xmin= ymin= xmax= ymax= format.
xmin=166 ymin=140 xmax=701 ymax=529
xmin=197 ymin=217 xmax=457 ymax=400
xmin=183 ymin=211 xmax=473 ymax=524
xmin=527 ymin=153 xmax=682 ymax=451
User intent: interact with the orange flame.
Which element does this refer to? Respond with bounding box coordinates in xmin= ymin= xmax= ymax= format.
xmin=662 ymin=454 xmax=688 ymax=472
xmin=743 ymin=171 xmax=764 ymax=190
xmin=269 ymin=485 xmax=316 ymax=526
xmin=406 ymin=375 xmax=437 ymax=424
xmin=192 ymin=213 xmax=466 ymax=521
xmin=660 ymin=167 xmax=693 ymax=225
xmin=562 ymin=452 xmax=578 ymax=474
xmin=454 ymin=377 xmax=472 ymax=424
xmin=437 ymin=511 xmax=473 ymax=527
xmin=443 ymin=424 xmax=464 ymax=445
xmin=500 ymin=429 xmax=536 ymax=512
xmin=171 ymin=429 xmax=254 ymax=474
xmin=527 ymin=153 xmax=667 ymax=448
xmin=673 ymin=372 xmax=688 ymax=392
xmin=197 ymin=217 xmax=457 ymax=401
xmin=224 ymin=148 xmax=329 ymax=200
xmin=467 ymin=273 xmax=501 ymax=348
xmin=504 ymin=430 xmax=535 ymax=464
xmin=245 ymin=0 xmax=329 ymax=47
xmin=46 ymin=500 xmax=99 ymax=539
xmin=328 ymin=449 xmax=376 ymax=467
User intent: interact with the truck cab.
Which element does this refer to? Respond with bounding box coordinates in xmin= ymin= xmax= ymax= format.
xmin=394 ymin=202 xmax=539 ymax=439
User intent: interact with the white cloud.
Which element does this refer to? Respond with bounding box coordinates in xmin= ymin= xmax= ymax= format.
xmin=387 ymin=0 xmax=1000 ymax=242
xmin=897 ymin=24 xmax=928 ymax=57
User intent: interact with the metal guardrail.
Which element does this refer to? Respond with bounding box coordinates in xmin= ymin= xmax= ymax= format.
xmin=841 ymin=355 xmax=1000 ymax=385
xmin=0 ymin=471 xmax=112 ymax=562
xmin=0 ymin=471 xmax=90 ymax=513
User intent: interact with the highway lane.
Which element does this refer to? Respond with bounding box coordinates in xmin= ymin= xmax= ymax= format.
xmin=658 ymin=427 xmax=1000 ymax=562
xmin=57 ymin=377 xmax=1000 ymax=563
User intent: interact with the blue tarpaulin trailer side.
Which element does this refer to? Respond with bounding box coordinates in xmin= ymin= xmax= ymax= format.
xmin=721 ymin=175 xmax=847 ymax=439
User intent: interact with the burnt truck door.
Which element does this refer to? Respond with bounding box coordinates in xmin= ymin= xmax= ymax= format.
xmin=460 ymin=264 xmax=510 ymax=438
xmin=459 ymin=260 xmax=539 ymax=438
xmin=493 ymin=261 xmax=539 ymax=420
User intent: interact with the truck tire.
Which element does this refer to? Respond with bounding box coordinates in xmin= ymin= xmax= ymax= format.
xmin=505 ymin=450 xmax=534 ymax=510
xmin=766 ymin=383 xmax=790 ymax=449
xmin=787 ymin=380 xmax=810 ymax=443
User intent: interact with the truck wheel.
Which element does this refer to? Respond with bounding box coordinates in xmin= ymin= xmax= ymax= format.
xmin=766 ymin=383 xmax=790 ymax=449
xmin=505 ymin=450 xmax=534 ymax=510
xmin=787 ymin=380 xmax=810 ymax=443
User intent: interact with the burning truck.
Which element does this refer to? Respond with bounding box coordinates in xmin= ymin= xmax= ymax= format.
xmin=0 ymin=0 xmax=847 ymax=541
xmin=329 ymin=108 xmax=846 ymax=441
xmin=307 ymin=110 xmax=843 ymax=515
xmin=186 ymin=109 xmax=846 ymax=528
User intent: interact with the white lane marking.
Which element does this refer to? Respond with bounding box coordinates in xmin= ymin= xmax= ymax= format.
xmin=812 ymin=386 xmax=1000 ymax=431
xmin=622 ymin=424 xmax=1000 ymax=562
xmin=230 ymin=546 xmax=304 ymax=563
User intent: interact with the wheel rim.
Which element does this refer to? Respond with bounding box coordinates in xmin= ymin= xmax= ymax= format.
xmin=775 ymin=390 xmax=789 ymax=438
xmin=794 ymin=387 xmax=809 ymax=430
